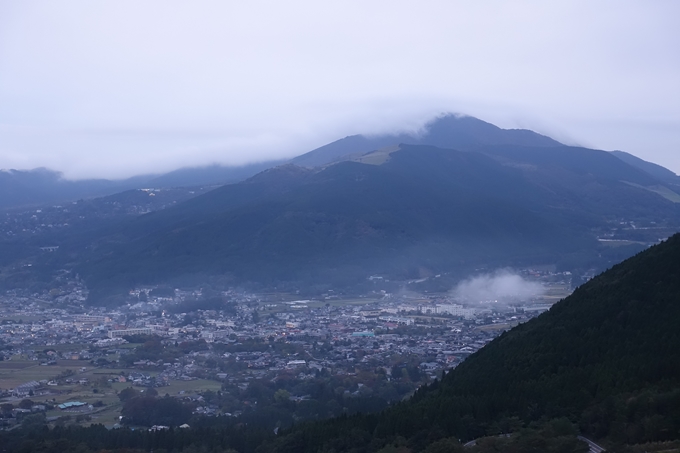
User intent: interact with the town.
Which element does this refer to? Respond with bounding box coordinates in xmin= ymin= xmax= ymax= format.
xmin=0 ymin=270 xmax=572 ymax=430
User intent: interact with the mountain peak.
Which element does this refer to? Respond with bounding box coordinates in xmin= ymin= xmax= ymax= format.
xmin=292 ymin=113 xmax=562 ymax=168
xmin=420 ymin=113 xmax=562 ymax=148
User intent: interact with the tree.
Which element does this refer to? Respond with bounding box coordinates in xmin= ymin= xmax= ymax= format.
xmin=274 ymin=389 xmax=291 ymax=404
xmin=118 ymin=387 xmax=139 ymax=402
xmin=0 ymin=403 xmax=13 ymax=416
xmin=93 ymin=376 xmax=111 ymax=389
xmin=18 ymin=399 xmax=34 ymax=409
xmin=20 ymin=413 xmax=46 ymax=430
xmin=122 ymin=396 xmax=192 ymax=427
xmin=145 ymin=387 xmax=158 ymax=397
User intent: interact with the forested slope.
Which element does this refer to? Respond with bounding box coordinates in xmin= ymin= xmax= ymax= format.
xmin=264 ymin=233 xmax=680 ymax=451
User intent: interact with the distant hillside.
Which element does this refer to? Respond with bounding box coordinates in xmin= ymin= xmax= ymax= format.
xmin=265 ymin=233 xmax=680 ymax=452
xmin=76 ymin=140 xmax=680 ymax=303
xmin=0 ymin=162 xmax=283 ymax=210
xmin=148 ymin=160 xmax=285 ymax=188
xmin=0 ymin=168 xmax=155 ymax=210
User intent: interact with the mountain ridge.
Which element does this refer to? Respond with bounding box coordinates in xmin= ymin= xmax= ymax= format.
xmin=0 ymin=161 xmax=285 ymax=210
xmin=291 ymin=114 xmax=562 ymax=168
xmin=2 ymin=115 xmax=678 ymax=211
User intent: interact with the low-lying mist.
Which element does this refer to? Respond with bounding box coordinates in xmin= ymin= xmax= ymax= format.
xmin=451 ymin=269 xmax=545 ymax=304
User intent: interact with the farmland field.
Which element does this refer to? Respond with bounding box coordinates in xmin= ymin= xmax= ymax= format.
xmin=1 ymin=358 xmax=224 ymax=427
xmin=0 ymin=359 xmax=82 ymax=388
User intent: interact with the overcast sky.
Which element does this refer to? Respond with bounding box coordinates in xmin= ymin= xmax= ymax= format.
xmin=1 ymin=1 xmax=679 ymax=179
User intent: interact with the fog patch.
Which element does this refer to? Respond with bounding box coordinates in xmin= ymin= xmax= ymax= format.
xmin=451 ymin=269 xmax=545 ymax=304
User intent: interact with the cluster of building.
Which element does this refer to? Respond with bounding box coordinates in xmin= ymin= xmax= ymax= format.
xmin=0 ymin=273 xmax=571 ymax=406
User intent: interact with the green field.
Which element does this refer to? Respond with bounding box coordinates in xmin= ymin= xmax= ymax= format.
xmin=0 ymin=359 xmax=82 ymax=388
xmin=259 ymin=297 xmax=378 ymax=316
xmin=623 ymin=181 xmax=680 ymax=203
xmin=162 ymin=378 xmax=222 ymax=395
xmin=42 ymin=388 xmax=124 ymax=428
xmin=110 ymin=378 xmax=222 ymax=396
xmin=37 ymin=343 xmax=91 ymax=352
xmin=476 ymin=322 xmax=519 ymax=332
xmin=0 ymin=314 xmax=51 ymax=323
xmin=0 ymin=361 xmax=35 ymax=370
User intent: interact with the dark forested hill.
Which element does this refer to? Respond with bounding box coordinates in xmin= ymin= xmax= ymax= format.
xmin=263 ymin=233 xmax=680 ymax=452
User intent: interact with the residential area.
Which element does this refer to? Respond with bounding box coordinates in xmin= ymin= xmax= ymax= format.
xmin=0 ymin=271 xmax=572 ymax=429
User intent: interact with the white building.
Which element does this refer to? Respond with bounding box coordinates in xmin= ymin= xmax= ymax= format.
xmin=108 ymin=328 xmax=153 ymax=338
xmin=436 ymin=304 xmax=478 ymax=319
xmin=74 ymin=315 xmax=110 ymax=323
xmin=378 ymin=316 xmax=414 ymax=325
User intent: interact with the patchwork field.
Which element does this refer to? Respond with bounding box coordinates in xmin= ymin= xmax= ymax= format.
xmin=1 ymin=356 xmax=225 ymax=427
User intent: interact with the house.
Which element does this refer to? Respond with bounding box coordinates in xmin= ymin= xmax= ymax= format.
xmin=58 ymin=401 xmax=86 ymax=410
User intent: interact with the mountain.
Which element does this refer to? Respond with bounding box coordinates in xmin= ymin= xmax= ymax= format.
xmin=0 ymin=168 xmax=156 ymax=210
xmin=611 ymin=150 xmax=680 ymax=186
xmin=0 ymin=161 xmax=286 ymax=211
xmin=75 ymin=137 xmax=680 ymax=303
xmin=5 ymin=114 xmax=680 ymax=300
xmin=147 ymin=160 xmax=285 ymax=188
xmin=79 ymin=146 xmax=580 ymax=294
xmin=291 ymin=114 xmax=561 ymax=167
xmin=3 ymin=116 xmax=676 ymax=213
xmin=264 ymin=233 xmax=680 ymax=452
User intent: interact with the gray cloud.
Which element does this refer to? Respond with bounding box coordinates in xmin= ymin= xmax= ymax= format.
xmin=1 ymin=1 xmax=679 ymax=179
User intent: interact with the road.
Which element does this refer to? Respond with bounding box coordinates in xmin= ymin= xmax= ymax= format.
xmin=578 ymin=436 xmax=606 ymax=453
xmin=463 ymin=434 xmax=510 ymax=448
xmin=464 ymin=435 xmax=605 ymax=452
